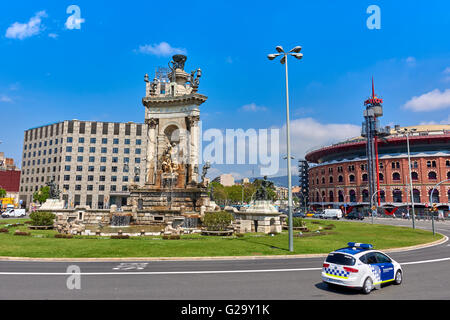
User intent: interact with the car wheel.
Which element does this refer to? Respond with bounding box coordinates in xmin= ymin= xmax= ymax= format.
xmin=394 ymin=270 xmax=402 ymax=285
xmin=362 ymin=277 xmax=373 ymax=294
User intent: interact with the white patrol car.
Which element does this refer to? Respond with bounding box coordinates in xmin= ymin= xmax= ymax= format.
xmin=322 ymin=242 xmax=402 ymax=294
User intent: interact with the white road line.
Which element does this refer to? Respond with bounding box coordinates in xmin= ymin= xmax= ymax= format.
xmin=2 ymin=256 xmax=450 ymax=276
xmin=401 ymin=257 xmax=450 ymax=265
xmin=0 ymin=267 xmax=321 ymax=276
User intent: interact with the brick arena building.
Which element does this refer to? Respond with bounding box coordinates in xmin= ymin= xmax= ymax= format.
xmin=305 ymin=124 xmax=450 ymax=215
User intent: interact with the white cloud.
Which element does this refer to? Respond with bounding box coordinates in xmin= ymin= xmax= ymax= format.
xmin=419 ymin=114 xmax=450 ymax=125
xmin=136 ymin=42 xmax=186 ymax=57
xmin=0 ymin=95 xmax=13 ymax=103
xmin=48 ymin=33 xmax=58 ymax=39
xmin=278 ymin=117 xmax=361 ymax=159
xmin=5 ymin=11 xmax=47 ymax=40
xmin=405 ymin=56 xmax=416 ymax=66
xmin=403 ymin=89 xmax=450 ymax=112
xmin=240 ymin=103 xmax=267 ymax=112
xmin=442 ymin=67 xmax=450 ymax=83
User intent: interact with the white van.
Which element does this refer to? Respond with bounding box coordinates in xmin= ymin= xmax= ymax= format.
xmin=1 ymin=208 xmax=26 ymax=218
xmin=322 ymin=209 xmax=343 ymax=220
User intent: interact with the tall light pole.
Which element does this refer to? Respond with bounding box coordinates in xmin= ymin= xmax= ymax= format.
xmin=396 ymin=127 xmax=417 ymax=229
xmin=268 ymin=45 xmax=303 ymax=252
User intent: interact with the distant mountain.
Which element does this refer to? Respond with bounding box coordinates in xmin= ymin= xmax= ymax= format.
xmin=238 ymin=175 xmax=298 ymax=188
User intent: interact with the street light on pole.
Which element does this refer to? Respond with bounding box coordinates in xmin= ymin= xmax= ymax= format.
xmin=396 ymin=127 xmax=417 ymax=229
xmin=268 ymin=45 xmax=303 ymax=252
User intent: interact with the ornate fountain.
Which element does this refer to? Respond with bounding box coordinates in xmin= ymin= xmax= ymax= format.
xmin=125 ymin=54 xmax=212 ymax=226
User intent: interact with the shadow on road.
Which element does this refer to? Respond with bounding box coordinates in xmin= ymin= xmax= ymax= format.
xmin=314 ymin=282 xmax=361 ymax=296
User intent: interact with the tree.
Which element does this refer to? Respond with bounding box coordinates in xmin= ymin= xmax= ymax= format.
xmin=33 ymin=186 xmax=50 ymax=204
xmin=0 ymin=188 xmax=6 ymax=199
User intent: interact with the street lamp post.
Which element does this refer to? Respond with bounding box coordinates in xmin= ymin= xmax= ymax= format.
xmin=370 ymin=189 xmax=383 ymax=224
xmin=268 ymin=45 xmax=303 ymax=252
xmin=429 ymin=179 xmax=450 ymax=236
xmin=396 ymin=128 xmax=417 ymax=229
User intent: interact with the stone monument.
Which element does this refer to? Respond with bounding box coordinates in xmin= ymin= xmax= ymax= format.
xmin=235 ymin=176 xmax=282 ymax=234
xmin=126 ymin=54 xmax=211 ymax=224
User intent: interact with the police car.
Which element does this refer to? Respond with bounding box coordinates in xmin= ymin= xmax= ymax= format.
xmin=322 ymin=242 xmax=402 ymax=294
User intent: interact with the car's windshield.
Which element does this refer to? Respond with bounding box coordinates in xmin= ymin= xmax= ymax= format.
xmin=325 ymin=253 xmax=356 ymax=266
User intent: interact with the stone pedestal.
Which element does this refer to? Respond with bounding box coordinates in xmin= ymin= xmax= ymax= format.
xmin=235 ymin=200 xmax=282 ymax=234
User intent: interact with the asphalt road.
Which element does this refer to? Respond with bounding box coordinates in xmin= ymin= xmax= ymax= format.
xmin=0 ymin=218 xmax=449 ymax=300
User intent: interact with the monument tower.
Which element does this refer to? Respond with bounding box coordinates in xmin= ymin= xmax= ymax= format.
xmin=127 ymin=54 xmax=210 ymax=222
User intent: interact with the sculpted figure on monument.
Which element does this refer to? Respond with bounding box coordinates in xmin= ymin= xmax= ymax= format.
xmin=161 ymin=142 xmax=179 ymax=173
xmin=46 ymin=180 xmax=60 ymax=199
xmin=255 ymin=176 xmax=273 ymax=201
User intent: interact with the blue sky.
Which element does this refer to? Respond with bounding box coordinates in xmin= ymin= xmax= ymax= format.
xmin=0 ymin=0 xmax=449 ymax=179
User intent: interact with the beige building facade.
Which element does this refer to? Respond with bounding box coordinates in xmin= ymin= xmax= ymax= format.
xmin=19 ymin=120 xmax=147 ymax=209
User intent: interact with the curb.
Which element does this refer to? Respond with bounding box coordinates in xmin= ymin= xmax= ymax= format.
xmin=0 ymin=233 xmax=446 ymax=263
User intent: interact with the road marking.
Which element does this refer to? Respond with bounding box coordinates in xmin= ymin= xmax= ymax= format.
xmin=0 ymin=267 xmax=322 ymax=276
xmin=401 ymin=257 xmax=450 ymax=265
xmin=3 ymin=256 xmax=450 ymax=276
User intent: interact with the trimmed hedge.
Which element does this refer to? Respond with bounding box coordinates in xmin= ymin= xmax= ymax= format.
xmin=14 ymin=231 xmax=31 ymax=236
xmin=55 ymin=234 xmax=73 ymax=239
xmin=203 ymin=211 xmax=234 ymax=231
xmin=110 ymin=235 xmax=130 ymax=239
xmin=29 ymin=211 xmax=55 ymax=226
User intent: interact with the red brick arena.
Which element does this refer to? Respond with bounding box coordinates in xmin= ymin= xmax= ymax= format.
xmin=305 ymin=124 xmax=450 ymax=217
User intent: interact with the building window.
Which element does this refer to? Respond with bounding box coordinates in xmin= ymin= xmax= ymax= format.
xmin=362 ymin=173 xmax=368 ymax=182
xmin=393 ymin=189 xmax=402 ymax=203
xmin=349 ymin=174 xmax=355 ymax=182
xmin=78 ymin=137 xmax=85 ymax=143
xmin=90 ymin=138 xmax=96 ymax=144
xmin=392 ymin=172 xmax=401 ymax=181
xmin=413 ymin=189 xmax=420 ymax=203
xmin=428 ymin=171 xmax=437 ymax=180
xmin=338 ymin=175 xmax=343 ymax=183
xmin=411 ymin=172 xmax=419 ymax=180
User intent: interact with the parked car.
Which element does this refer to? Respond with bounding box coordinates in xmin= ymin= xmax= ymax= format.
xmin=293 ymin=211 xmax=306 ymax=218
xmin=346 ymin=211 xmax=365 ymax=220
xmin=322 ymin=209 xmax=343 ymax=220
xmin=313 ymin=211 xmax=324 ymax=219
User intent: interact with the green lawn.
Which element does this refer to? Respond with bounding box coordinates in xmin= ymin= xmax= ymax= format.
xmin=0 ymin=218 xmax=442 ymax=258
